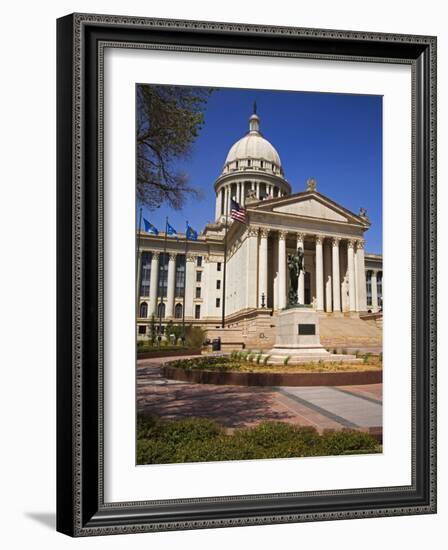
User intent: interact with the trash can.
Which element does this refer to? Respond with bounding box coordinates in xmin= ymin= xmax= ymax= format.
xmin=212 ymin=338 xmax=221 ymax=352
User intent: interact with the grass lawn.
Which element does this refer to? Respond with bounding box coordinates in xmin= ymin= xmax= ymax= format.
xmin=137 ymin=415 xmax=380 ymax=465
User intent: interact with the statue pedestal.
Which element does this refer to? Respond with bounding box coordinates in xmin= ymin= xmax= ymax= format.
xmin=269 ymin=307 xmax=359 ymax=364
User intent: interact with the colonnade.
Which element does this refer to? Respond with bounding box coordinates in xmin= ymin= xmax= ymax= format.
xmin=215 ymin=180 xmax=287 ymax=219
xmin=256 ymin=229 xmax=367 ymax=313
xmin=139 ymin=252 xmax=197 ymax=319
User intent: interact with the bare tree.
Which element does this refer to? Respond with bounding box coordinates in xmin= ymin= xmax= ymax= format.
xmin=136 ymin=85 xmax=212 ymax=210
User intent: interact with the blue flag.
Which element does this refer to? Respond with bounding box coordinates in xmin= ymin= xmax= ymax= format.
xmin=186 ymin=223 xmax=198 ymax=241
xmin=143 ymin=218 xmax=159 ymax=235
xmin=166 ymin=222 xmax=178 ymax=239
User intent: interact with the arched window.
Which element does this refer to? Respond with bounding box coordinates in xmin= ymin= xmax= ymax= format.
xmin=139 ymin=302 xmax=148 ymax=318
xmin=157 ymin=302 xmax=166 ymax=319
xmin=174 ymin=303 xmax=183 ymax=319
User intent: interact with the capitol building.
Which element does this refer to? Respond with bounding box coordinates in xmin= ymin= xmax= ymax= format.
xmin=137 ymin=110 xmax=383 ymax=350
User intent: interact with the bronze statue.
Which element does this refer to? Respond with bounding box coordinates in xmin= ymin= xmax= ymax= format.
xmin=287 ymin=247 xmax=305 ymax=306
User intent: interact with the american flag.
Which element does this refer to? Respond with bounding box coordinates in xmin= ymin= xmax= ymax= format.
xmin=230 ymin=199 xmax=247 ymax=224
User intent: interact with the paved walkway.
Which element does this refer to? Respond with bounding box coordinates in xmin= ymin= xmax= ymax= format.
xmin=137 ymin=358 xmax=382 ymax=434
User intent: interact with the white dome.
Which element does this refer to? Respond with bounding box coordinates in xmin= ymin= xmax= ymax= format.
xmin=223 ymin=112 xmax=282 ymax=172
xmin=225 ymin=133 xmax=282 ymax=166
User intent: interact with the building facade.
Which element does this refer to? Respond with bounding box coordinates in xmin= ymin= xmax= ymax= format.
xmin=137 ymin=111 xmax=383 ymax=338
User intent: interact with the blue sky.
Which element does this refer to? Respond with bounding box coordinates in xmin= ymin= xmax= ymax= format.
xmin=139 ymin=87 xmax=382 ymax=253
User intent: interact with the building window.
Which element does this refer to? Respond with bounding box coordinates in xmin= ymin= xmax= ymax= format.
xmin=196 ymin=271 xmax=202 ymax=282
xmin=195 ymin=305 xmax=201 ymax=319
xmin=139 ymin=302 xmax=148 ymax=318
xmin=217 ymin=262 xmax=222 ymax=271
xmin=366 ymin=271 xmax=372 ymax=306
xmin=247 ymin=159 xmax=251 ymax=167
xmin=138 ymin=325 xmax=146 ymax=335
xmin=157 ymin=302 xmax=166 ymax=319
xmin=174 ymin=303 xmax=183 ymax=319
xmin=158 ymin=253 xmax=169 ymax=298
xmin=216 ymin=298 xmax=221 ymax=308
xmin=196 ymin=256 xmax=203 ymax=267
xmin=377 ymin=272 xmax=383 ymax=308
xmin=195 ymin=287 xmax=201 ymax=299
xmin=216 ymin=280 xmax=221 ymax=290
xmin=175 ymin=255 xmax=186 ymax=297
xmin=139 ymin=251 xmax=152 ymax=297
xmin=260 ymin=160 xmax=264 ymax=168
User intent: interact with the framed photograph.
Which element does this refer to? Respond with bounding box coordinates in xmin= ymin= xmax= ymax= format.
xmin=57 ymin=13 xmax=437 ymax=536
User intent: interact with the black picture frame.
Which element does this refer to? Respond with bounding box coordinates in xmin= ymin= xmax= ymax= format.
xmin=57 ymin=13 xmax=437 ymax=536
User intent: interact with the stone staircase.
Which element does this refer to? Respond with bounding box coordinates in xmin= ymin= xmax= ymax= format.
xmin=205 ymin=311 xmax=382 ymax=354
xmin=319 ymin=314 xmax=382 ymax=353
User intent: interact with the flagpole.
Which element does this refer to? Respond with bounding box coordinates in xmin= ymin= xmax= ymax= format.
xmin=159 ymin=216 xmax=168 ymax=335
xmin=182 ymin=222 xmax=188 ymax=341
xmin=135 ymin=206 xmax=143 ymax=313
xmin=221 ymin=209 xmax=228 ymax=329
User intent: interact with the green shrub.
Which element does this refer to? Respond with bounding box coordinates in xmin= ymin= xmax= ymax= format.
xmin=185 ymin=326 xmax=206 ymax=348
xmin=320 ymin=429 xmax=377 ymax=455
xmin=256 ymin=353 xmax=262 ymax=364
xmin=333 ymin=348 xmax=338 ymax=355
xmin=354 ymin=349 xmax=360 ymax=357
xmin=136 ymin=416 xmax=379 ymax=464
xmin=341 ymin=349 xmax=347 ymax=355
xmin=263 ymin=355 xmax=271 ymax=365
xmin=283 ymin=355 xmax=291 ymax=365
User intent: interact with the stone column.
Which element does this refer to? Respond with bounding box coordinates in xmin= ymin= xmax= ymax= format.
xmin=256 ymin=181 xmax=260 ymax=199
xmin=258 ymin=228 xmax=269 ymax=307
xmin=278 ymin=231 xmax=287 ymax=310
xmin=148 ymin=252 xmax=159 ymax=317
xmin=324 ymin=240 xmax=333 ymax=312
xmin=371 ymin=270 xmax=378 ymax=312
xmin=136 ymin=249 xmax=142 ymax=305
xmin=246 ymin=227 xmax=259 ymax=308
xmin=241 ymin=182 xmax=245 ymax=206
xmin=296 ymin=233 xmax=305 ymax=305
xmin=355 ymin=240 xmax=368 ymax=312
xmin=215 ymin=189 xmax=220 ymax=221
xmin=185 ymin=254 xmax=195 ymax=318
xmin=273 ymin=233 xmax=279 ymax=310
xmin=347 ymin=240 xmax=356 ymax=312
xmin=315 ymin=236 xmax=324 ymax=311
xmin=332 ymin=238 xmax=341 ymax=312
xmin=165 ymin=253 xmax=176 ymax=318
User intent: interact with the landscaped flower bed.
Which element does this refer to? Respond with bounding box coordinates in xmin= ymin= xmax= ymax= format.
xmin=167 ymin=353 xmax=382 ymax=373
xmin=137 ymin=415 xmax=380 ymax=465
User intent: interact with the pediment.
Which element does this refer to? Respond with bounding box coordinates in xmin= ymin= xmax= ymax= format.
xmin=249 ymin=191 xmax=368 ymax=227
xmin=273 ymin=197 xmax=348 ymax=222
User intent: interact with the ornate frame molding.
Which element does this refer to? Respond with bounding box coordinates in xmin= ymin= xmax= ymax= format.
xmin=57 ymin=13 xmax=437 ymax=537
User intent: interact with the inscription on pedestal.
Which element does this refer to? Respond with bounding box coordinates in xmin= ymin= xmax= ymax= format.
xmin=298 ymin=323 xmax=316 ymax=335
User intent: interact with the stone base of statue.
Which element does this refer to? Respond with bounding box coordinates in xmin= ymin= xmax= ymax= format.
xmin=268 ymin=307 xmax=360 ymax=364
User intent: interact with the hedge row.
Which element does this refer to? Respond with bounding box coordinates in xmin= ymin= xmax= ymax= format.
xmin=137 ymin=415 xmax=379 ymax=464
